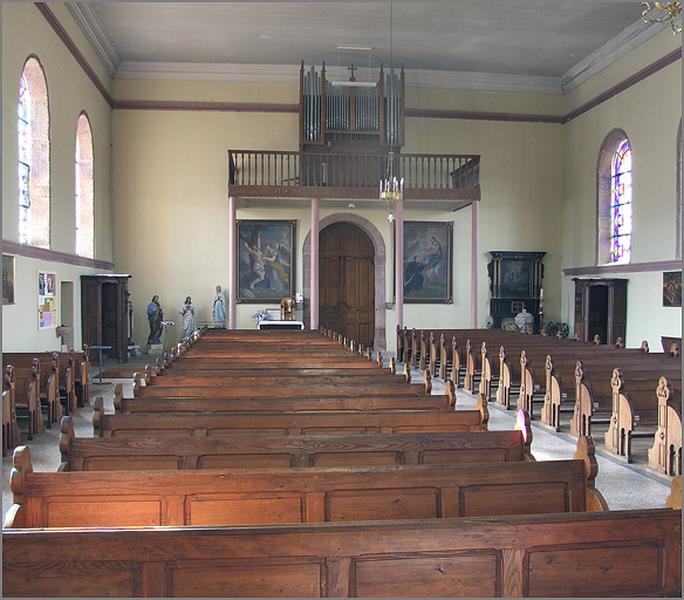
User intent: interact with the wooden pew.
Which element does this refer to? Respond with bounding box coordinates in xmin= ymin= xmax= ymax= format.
xmin=92 ymin=403 xmax=489 ymax=439
xmin=648 ymin=376 xmax=682 ymax=475
xmin=59 ymin=414 xmax=531 ymax=471
xmin=114 ymin=384 xmax=456 ymax=415
xmin=3 ymin=506 xmax=680 ymax=597
xmin=603 ymin=369 xmax=682 ymax=463
xmin=543 ymin=350 xmax=680 ymax=432
xmin=2 ymin=389 xmax=20 ymax=457
xmin=10 ymin=359 xmax=60 ymax=429
xmin=6 ymin=365 xmax=41 ymax=439
xmin=3 ymin=351 xmax=77 ymax=413
xmin=5 ymin=437 xmax=604 ymax=529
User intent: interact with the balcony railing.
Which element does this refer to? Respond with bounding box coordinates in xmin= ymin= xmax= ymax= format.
xmin=228 ymin=150 xmax=480 ymax=201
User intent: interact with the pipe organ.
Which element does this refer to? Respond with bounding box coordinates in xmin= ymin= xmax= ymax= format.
xmin=300 ymin=62 xmax=405 ymax=149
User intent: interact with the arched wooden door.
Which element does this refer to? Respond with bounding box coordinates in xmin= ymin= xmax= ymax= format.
xmin=319 ymin=222 xmax=375 ymax=347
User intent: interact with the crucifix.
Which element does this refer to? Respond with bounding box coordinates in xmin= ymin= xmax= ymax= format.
xmin=347 ymin=64 xmax=357 ymax=81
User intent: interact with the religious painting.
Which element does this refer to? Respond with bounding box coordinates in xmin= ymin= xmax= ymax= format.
xmin=500 ymin=259 xmax=532 ymax=298
xmin=3 ymin=255 xmax=15 ymax=305
xmin=399 ymin=221 xmax=453 ymax=303
xmin=38 ymin=271 xmax=57 ymax=330
xmin=237 ymin=220 xmax=295 ymax=303
xmin=662 ymin=271 xmax=682 ymax=308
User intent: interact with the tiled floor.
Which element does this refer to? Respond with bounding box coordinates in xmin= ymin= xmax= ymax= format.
xmin=2 ymin=357 xmax=673 ymax=522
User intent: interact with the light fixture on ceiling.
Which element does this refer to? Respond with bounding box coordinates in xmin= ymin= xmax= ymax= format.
xmin=641 ymin=1 xmax=682 ymax=34
xmin=379 ymin=1 xmax=402 ymax=223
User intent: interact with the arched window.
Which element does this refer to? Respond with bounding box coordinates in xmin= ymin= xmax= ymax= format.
xmin=17 ymin=57 xmax=50 ymax=248
xmin=597 ymin=129 xmax=632 ymax=265
xmin=75 ymin=112 xmax=94 ymax=258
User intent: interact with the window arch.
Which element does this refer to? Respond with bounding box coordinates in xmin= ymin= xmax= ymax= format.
xmin=17 ymin=56 xmax=50 ymax=248
xmin=75 ymin=112 xmax=94 ymax=258
xmin=597 ymin=129 xmax=632 ymax=265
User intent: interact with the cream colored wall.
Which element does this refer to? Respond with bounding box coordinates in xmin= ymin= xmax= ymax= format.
xmin=112 ymin=75 xmax=564 ymax=351
xmin=2 ymin=3 xmax=114 ymax=352
xmin=561 ymin=29 xmax=681 ymax=348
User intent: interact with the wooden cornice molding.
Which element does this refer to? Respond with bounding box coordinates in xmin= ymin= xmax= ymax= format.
xmin=3 ymin=240 xmax=114 ymax=271
xmin=36 ymin=2 xmax=681 ymax=126
xmin=34 ymin=2 xmax=114 ymax=107
xmin=563 ymin=260 xmax=681 ymax=277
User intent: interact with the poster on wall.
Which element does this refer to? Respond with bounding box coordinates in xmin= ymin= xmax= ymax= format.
xmin=237 ymin=220 xmax=295 ymax=303
xmin=662 ymin=271 xmax=682 ymax=307
xmin=38 ymin=271 xmax=57 ymax=329
xmin=398 ymin=221 xmax=453 ymax=303
xmin=3 ymin=255 xmax=15 ymax=305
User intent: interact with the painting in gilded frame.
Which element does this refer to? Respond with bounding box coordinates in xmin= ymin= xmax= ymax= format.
xmin=237 ymin=220 xmax=295 ymax=303
xmin=662 ymin=271 xmax=682 ymax=308
xmin=3 ymin=255 xmax=15 ymax=305
xmin=399 ymin=221 xmax=453 ymax=303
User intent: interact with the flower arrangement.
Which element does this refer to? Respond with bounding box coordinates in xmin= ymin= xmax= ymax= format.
xmin=543 ymin=321 xmax=570 ymax=339
xmin=252 ymin=309 xmax=268 ymax=325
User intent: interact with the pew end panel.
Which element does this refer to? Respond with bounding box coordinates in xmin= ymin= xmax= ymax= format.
xmin=573 ymin=436 xmax=609 ymax=512
xmin=648 ymin=377 xmax=682 ymax=476
xmin=514 ymin=410 xmax=534 ymax=460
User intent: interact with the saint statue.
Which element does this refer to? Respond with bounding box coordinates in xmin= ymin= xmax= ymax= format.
xmin=146 ymin=295 xmax=163 ymax=345
xmin=213 ymin=285 xmax=227 ymax=328
xmin=180 ymin=296 xmax=196 ymax=342
xmin=126 ymin=292 xmax=134 ymax=345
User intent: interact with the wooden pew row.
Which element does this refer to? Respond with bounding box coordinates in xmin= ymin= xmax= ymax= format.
xmin=4 ymin=365 xmax=41 ymax=440
xmin=59 ymin=415 xmax=531 ymax=471
xmin=520 ymin=345 xmax=677 ymax=419
xmin=2 ymin=389 xmax=20 ymax=457
xmin=92 ymin=407 xmax=489 ymax=439
xmin=4 ymin=506 xmax=680 ymax=597
xmin=4 ymin=352 xmax=77 ymax=413
xmin=3 ymin=349 xmax=90 ymax=408
xmin=10 ymin=360 xmax=61 ymax=430
xmin=542 ymin=353 xmax=678 ymax=433
xmin=131 ymin=377 xmax=433 ymax=400
xmin=113 ymin=384 xmax=457 ymax=415
xmin=5 ymin=437 xmax=605 ymax=530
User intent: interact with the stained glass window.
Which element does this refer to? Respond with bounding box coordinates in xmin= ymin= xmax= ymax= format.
xmin=75 ymin=113 xmax=94 ymax=258
xmin=609 ymin=139 xmax=632 ymax=264
xmin=17 ymin=57 xmax=50 ymax=248
xmin=18 ymin=74 xmax=31 ymax=244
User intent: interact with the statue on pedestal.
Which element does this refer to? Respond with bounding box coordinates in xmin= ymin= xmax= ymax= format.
xmin=180 ymin=296 xmax=196 ymax=342
xmin=212 ymin=285 xmax=226 ymax=328
xmin=146 ymin=295 xmax=163 ymax=345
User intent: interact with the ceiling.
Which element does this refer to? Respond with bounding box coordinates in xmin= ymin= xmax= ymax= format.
xmin=72 ymin=2 xmax=660 ymax=88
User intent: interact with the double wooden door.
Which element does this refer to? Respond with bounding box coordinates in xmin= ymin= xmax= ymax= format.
xmin=319 ymin=223 xmax=375 ymax=347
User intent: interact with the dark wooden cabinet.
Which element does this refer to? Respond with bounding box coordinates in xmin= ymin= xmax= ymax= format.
xmin=487 ymin=251 xmax=545 ymax=333
xmin=573 ymin=278 xmax=627 ymax=344
xmin=81 ymin=275 xmax=131 ymax=363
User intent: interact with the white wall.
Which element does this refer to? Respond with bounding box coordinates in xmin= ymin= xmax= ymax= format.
xmin=560 ymin=29 xmax=682 ymax=348
xmin=2 ymin=3 xmax=114 ymax=352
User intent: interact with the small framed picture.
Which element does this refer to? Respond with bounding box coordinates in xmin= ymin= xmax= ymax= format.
xmin=662 ymin=271 xmax=682 ymax=307
xmin=2 ymin=255 xmax=15 ymax=305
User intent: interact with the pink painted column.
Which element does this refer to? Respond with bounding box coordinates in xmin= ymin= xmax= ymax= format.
xmin=227 ymin=196 xmax=237 ymax=329
xmin=310 ymin=198 xmax=320 ymax=329
xmin=470 ymin=200 xmax=479 ymax=328
xmin=395 ymin=199 xmax=404 ymax=329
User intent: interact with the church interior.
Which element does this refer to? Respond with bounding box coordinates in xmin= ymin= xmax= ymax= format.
xmin=2 ymin=1 xmax=683 ymax=597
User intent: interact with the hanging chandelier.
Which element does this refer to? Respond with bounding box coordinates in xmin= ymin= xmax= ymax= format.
xmin=641 ymin=1 xmax=682 ymax=34
xmin=380 ymin=152 xmax=403 ymax=223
